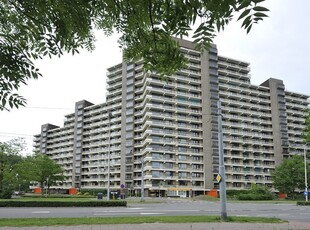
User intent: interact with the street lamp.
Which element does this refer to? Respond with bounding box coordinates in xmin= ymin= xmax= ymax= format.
xmin=217 ymin=100 xmax=227 ymax=220
xmin=141 ymin=158 xmax=145 ymax=202
xmin=304 ymin=145 xmax=308 ymax=202
xmin=46 ymin=177 xmax=49 ymax=196
xmin=107 ymin=112 xmax=112 ymax=201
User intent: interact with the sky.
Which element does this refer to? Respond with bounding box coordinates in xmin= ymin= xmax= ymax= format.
xmin=0 ymin=0 xmax=309 ymax=154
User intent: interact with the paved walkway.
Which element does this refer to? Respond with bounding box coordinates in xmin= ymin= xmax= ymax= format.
xmin=1 ymin=222 xmax=310 ymax=230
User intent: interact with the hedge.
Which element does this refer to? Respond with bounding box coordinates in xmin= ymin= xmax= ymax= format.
xmin=297 ymin=201 xmax=310 ymax=206
xmin=21 ymin=194 xmax=95 ymax=199
xmin=226 ymin=190 xmax=249 ymax=198
xmin=80 ymin=189 xmax=107 ymax=196
xmin=0 ymin=200 xmax=127 ymax=207
xmin=238 ymin=193 xmax=274 ymax=201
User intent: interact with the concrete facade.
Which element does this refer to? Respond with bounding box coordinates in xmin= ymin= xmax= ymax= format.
xmin=33 ymin=39 xmax=309 ymax=196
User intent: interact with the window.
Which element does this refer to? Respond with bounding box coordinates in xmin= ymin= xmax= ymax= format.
xmin=126 ymin=94 xmax=133 ymax=100
xmin=192 ymin=148 xmax=200 ymax=153
xmin=152 ymin=136 xmax=162 ymax=142
xmin=152 ymin=127 xmax=162 ymax=133
xmin=192 ymin=172 xmax=201 ymax=178
xmin=126 ymin=124 xmax=133 ymax=131
xmin=165 ymin=162 xmax=173 ymax=169
xmin=178 ymin=155 xmax=187 ymax=161
xmin=151 ymin=144 xmax=162 ymax=151
xmin=127 ymin=63 xmax=134 ymax=71
xmin=126 ymin=85 xmax=134 ymax=93
xmin=152 ymin=153 xmax=162 ymax=160
xmin=178 ymin=147 xmax=187 ymax=153
xmin=152 ymin=171 xmax=163 ymax=178
xmin=178 ymin=172 xmax=188 ymax=178
xmin=126 ymin=132 xmax=133 ymax=138
xmin=178 ymin=163 xmax=187 ymax=169
xmin=192 ymin=156 xmax=201 ymax=161
xmin=192 ymin=164 xmax=202 ymax=170
xmin=127 ymin=77 xmax=134 ymax=84
xmin=152 ymin=162 xmax=163 ymax=169
xmin=178 ymin=122 xmax=187 ymax=127
xmin=126 ymin=117 xmax=133 ymax=123
xmin=178 ymin=130 xmax=187 ymax=136
xmin=126 ymin=140 xmax=133 ymax=146
xmin=126 ymin=100 xmax=133 ymax=108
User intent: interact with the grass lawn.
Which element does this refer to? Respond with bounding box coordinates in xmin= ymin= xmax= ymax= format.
xmin=0 ymin=216 xmax=285 ymax=227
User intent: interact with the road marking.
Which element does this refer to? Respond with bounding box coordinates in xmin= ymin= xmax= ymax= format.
xmin=128 ymin=208 xmax=143 ymax=210
xmin=31 ymin=211 xmax=50 ymax=214
xmin=94 ymin=210 xmax=127 ymax=213
xmin=140 ymin=213 xmax=163 ymax=215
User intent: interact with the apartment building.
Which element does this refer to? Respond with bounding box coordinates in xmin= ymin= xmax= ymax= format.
xmin=34 ymin=39 xmax=309 ymax=197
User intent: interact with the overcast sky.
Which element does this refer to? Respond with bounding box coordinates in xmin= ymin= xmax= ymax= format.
xmin=0 ymin=0 xmax=309 ymax=153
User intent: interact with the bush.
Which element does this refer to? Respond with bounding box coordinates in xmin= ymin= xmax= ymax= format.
xmin=80 ymin=189 xmax=107 ymax=196
xmin=0 ymin=189 xmax=13 ymax=199
xmin=226 ymin=190 xmax=249 ymax=199
xmin=236 ymin=185 xmax=276 ymax=201
xmin=286 ymin=192 xmax=305 ymax=200
xmin=238 ymin=193 xmax=275 ymax=200
xmin=0 ymin=200 xmax=127 ymax=207
xmin=21 ymin=194 xmax=94 ymax=198
xmin=297 ymin=201 xmax=310 ymax=206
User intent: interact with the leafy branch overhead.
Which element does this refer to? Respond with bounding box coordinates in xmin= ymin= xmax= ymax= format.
xmin=0 ymin=0 xmax=268 ymax=110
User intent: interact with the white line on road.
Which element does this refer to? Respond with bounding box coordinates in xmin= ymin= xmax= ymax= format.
xmin=140 ymin=213 xmax=163 ymax=215
xmin=94 ymin=210 xmax=128 ymax=213
xmin=31 ymin=211 xmax=50 ymax=214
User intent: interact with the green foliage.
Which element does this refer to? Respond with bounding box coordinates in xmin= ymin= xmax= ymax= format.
xmin=226 ymin=189 xmax=249 ymax=199
xmin=15 ymin=153 xmax=65 ymax=195
xmin=0 ymin=216 xmax=284 ymax=227
xmin=0 ymin=139 xmax=25 ymax=198
xmin=0 ymin=200 xmax=127 ymax=207
xmin=297 ymin=201 xmax=310 ymax=206
xmin=0 ymin=0 xmax=95 ymax=111
xmin=237 ymin=185 xmax=275 ymax=200
xmin=237 ymin=193 xmax=274 ymax=200
xmin=0 ymin=188 xmax=13 ymax=199
xmin=272 ymin=155 xmax=310 ymax=197
xmin=80 ymin=188 xmax=106 ymax=196
xmin=21 ymin=194 xmax=94 ymax=199
xmin=1 ymin=0 xmax=268 ymax=110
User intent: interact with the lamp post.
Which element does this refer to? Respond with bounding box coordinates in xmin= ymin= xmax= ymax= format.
xmin=141 ymin=158 xmax=145 ymax=202
xmin=304 ymin=145 xmax=308 ymax=202
xmin=46 ymin=177 xmax=49 ymax=196
xmin=218 ymin=100 xmax=227 ymax=220
xmin=107 ymin=112 xmax=112 ymax=201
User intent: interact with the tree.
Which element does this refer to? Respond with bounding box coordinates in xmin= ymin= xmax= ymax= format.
xmin=17 ymin=153 xmax=65 ymax=195
xmin=272 ymin=155 xmax=310 ymax=198
xmin=0 ymin=138 xmax=25 ymax=198
xmin=0 ymin=0 xmax=268 ymax=110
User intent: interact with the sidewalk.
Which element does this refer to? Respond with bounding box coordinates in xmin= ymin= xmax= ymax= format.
xmin=1 ymin=222 xmax=310 ymax=230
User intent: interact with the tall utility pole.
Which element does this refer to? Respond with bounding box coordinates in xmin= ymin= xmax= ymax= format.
xmin=304 ymin=145 xmax=308 ymax=202
xmin=141 ymin=158 xmax=145 ymax=202
xmin=218 ymin=100 xmax=227 ymax=220
xmin=107 ymin=112 xmax=111 ymax=201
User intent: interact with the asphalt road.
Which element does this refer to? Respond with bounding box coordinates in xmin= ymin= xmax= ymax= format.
xmin=0 ymin=199 xmax=309 ymax=224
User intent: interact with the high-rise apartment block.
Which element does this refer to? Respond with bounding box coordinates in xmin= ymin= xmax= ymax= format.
xmin=33 ymin=39 xmax=309 ymax=197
